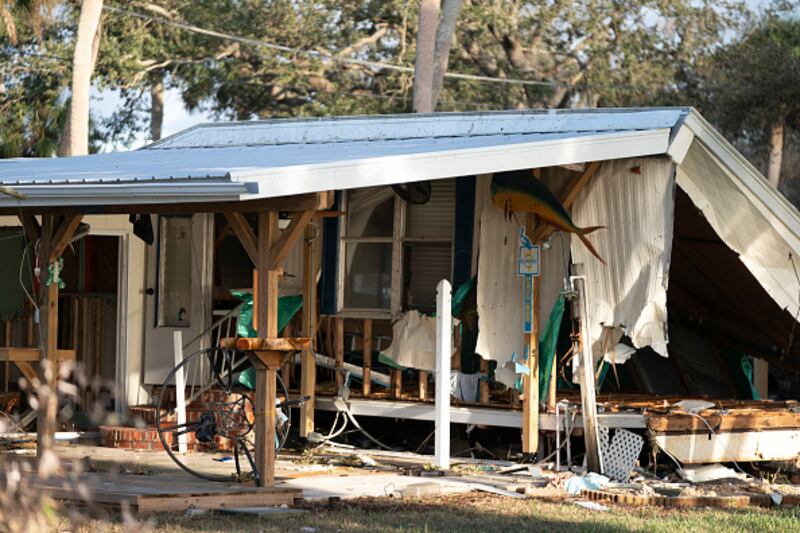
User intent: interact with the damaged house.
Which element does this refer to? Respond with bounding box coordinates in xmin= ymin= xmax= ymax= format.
xmin=0 ymin=107 xmax=799 ymax=483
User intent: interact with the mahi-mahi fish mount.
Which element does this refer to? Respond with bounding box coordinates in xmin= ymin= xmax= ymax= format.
xmin=491 ymin=169 xmax=606 ymax=264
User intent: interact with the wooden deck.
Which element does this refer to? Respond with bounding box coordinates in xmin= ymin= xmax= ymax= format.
xmin=16 ymin=471 xmax=302 ymax=512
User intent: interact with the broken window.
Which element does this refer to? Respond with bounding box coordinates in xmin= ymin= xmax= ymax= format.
xmin=157 ymin=216 xmax=192 ymax=327
xmin=340 ymin=180 xmax=455 ymax=316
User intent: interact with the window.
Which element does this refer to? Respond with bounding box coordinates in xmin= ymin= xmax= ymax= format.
xmin=339 ymin=180 xmax=455 ymax=316
xmin=157 ymin=216 xmax=192 ymax=327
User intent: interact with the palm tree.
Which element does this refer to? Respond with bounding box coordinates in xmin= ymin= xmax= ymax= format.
xmin=60 ymin=0 xmax=103 ymax=156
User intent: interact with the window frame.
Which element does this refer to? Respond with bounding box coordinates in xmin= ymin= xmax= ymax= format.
xmin=337 ymin=184 xmax=455 ymax=318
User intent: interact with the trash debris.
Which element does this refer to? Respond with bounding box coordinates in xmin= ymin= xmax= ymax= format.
xmin=673 ymin=400 xmax=716 ymax=413
xmin=470 ymin=482 xmax=529 ymax=499
xmin=565 ymin=473 xmax=610 ymax=496
xmin=603 ymin=429 xmax=644 ymax=482
xmin=213 ymin=456 xmax=234 ymax=463
xmin=399 ymin=482 xmax=442 ymax=499
xmin=574 ymin=500 xmax=609 ymax=511
xmin=678 ymin=464 xmax=749 ymax=483
xmin=357 ymin=454 xmax=378 ymax=467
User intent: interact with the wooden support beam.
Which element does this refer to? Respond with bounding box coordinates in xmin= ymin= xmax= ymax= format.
xmin=522 ymin=215 xmax=540 ymax=455
xmin=235 ymin=337 xmax=310 ymax=351
xmin=479 ymin=359 xmax=489 ymax=404
xmin=390 ymin=369 xmax=402 ymax=399
xmin=4 ymin=192 xmax=335 ymax=217
xmin=4 ymin=320 xmax=11 ymax=392
xmin=530 ymin=161 xmax=600 ymax=244
xmin=300 ymin=224 xmax=317 ymax=438
xmin=19 ymin=213 xmax=40 ymax=243
xmin=267 ymin=210 xmax=314 ymax=270
xmin=37 ymin=215 xmax=59 ymax=474
xmin=334 ymin=317 xmax=344 ymax=390
xmin=362 ymin=319 xmax=372 ymax=397
xmin=225 ymin=212 xmax=258 ymax=265
xmin=49 ymin=214 xmax=84 ymax=262
xmin=253 ymin=210 xmax=280 ymax=487
xmin=214 ymin=222 xmax=232 ymax=250
xmin=418 ymin=371 xmax=428 ymax=400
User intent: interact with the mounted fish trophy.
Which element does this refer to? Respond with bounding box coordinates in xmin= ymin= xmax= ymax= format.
xmin=491 ymin=169 xmax=606 ymax=264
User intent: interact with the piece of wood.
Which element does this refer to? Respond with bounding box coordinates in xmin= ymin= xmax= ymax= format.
xmin=0 ymin=348 xmax=75 ymax=362
xmin=267 ymin=210 xmax=314 ymax=270
xmin=253 ymin=210 xmax=280 ymax=487
xmin=479 ymin=359 xmax=490 ymax=404
xmin=522 ymin=213 xmax=540 ymax=454
xmin=14 ymin=361 xmax=37 ymax=384
xmin=94 ymin=297 xmax=102 ymax=382
xmin=574 ymin=269 xmax=601 ymax=473
xmin=391 ymin=369 xmax=402 ymax=399
xmin=418 ymin=371 xmax=428 ymax=400
xmin=236 ymin=337 xmax=311 ymax=352
xmin=548 ymin=349 xmax=557 ymax=411
xmin=362 ymin=319 xmax=372 ymax=397
xmin=213 ymin=222 xmax=232 ymax=250
xmin=530 ymin=161 xmax=600 ymax=243
xmin=19 ymin=213 xmax=41 ymax=243
xmin=334 ymin=317 xmax=344 ymax=390
xmin=36 ymin=214 xmax=59 ymax=470
xmin=7 ymin=192 xmax=334 ymax=217
xmin=754 ymin=358 xmax=769 ymax=399
xmin=300 ymin=222 xmax=317 ymax=437
xmin=48 ymin=214 xmax=84 ymax=262
xmin=225 ymin=212 xmax=258 ymax=265
xmin=24 ymin=472 xmax=302 ymax=512
xmin=4 ymin=320 xmax=11 ymax=392
xmin=646 ymin=411 xmax=800 ymax=433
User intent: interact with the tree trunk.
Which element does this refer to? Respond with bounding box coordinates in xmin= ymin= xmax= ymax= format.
xmin=63 ymin=0 xmax=104 ymax=156
xmin=150 ymin=75 xmax=165 ymax=141
xmin=412 ymin=0 xmax=440 ymax=113
xmin=430 ymin=0 xmax=463 ymax=108
xmin=768 ymin=121 xmax=784 ymax=188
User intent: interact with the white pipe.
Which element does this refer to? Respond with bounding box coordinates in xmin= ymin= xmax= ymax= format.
xmin=435 ymin=279 xmax=452 ymax=469
xmin=292 ymin=352 xmax=391 ymax=387
xmin=173 ymin=331 xmax=188 ymax=454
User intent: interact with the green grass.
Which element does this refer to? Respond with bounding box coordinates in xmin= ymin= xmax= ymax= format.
xmin=64 ymin=494 xmax=800 ymax=533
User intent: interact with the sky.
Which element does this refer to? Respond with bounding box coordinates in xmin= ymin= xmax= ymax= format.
xmin=94 ymin=86 xmax=213 ymax=152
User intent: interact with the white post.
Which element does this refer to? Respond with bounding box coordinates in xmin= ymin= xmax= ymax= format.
xmin=435 ymin=279 xmax=452 ymax=469
xmin=173 ymin=330 xmax=188 ymax=454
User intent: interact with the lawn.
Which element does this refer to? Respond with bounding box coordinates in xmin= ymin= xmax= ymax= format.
xmin=56 ymin=493 xmax=800 ymax=533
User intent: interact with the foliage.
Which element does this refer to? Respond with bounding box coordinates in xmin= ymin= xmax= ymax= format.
xmin=704 ymin=16 xmax=800 ymax=144
xmin=0 ymin=3 xmax=72 ymax=157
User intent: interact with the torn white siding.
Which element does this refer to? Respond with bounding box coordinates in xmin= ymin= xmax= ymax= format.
xmin=677 ymin=141 xmax=800 ymax=318
xmin=570 ymin=157 xmax=676 ymax=361
xmin=475 ymin=179 xmax=526 ymax=366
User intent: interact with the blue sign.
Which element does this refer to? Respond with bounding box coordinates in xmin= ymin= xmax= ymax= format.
xmin=519 ymin=228 xmax=538 ymax=333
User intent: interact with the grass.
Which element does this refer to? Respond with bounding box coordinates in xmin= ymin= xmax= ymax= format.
xmin=57 ymin=493 xmax=800 ymax=533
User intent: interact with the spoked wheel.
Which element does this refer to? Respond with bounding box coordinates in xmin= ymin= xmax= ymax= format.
xmin=155 ymin=347 xmax=291 ymax=485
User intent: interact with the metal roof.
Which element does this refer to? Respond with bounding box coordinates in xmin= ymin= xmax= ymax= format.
xmin=0 ymin=107 xmax=693 ymax=209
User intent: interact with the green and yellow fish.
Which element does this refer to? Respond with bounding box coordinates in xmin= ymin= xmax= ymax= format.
xmin=491 ymin=169 xmax=606 ymax=264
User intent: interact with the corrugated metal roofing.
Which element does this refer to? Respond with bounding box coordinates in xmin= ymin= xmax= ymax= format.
xmin=0 ymin=107 xmax=690 ymax=208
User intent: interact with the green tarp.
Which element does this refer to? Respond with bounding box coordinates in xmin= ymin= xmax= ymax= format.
xmin=537 ymin=293 xmax=566 ymax=402
xmin=233 ymin=291 xmax=304 ymax=390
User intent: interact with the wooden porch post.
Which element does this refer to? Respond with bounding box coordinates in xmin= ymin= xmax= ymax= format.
xmin=37 ymin=215 xmax=58 ymax=467
xmin=522 ymin=215 xmax=539 ymax=456
xmin=300 ymin=224 xmax=317 ymax=437
xmin=28 ymin=213 xmax=83 ymax=473
xmin=254 ymin=210 xmax=280 ymax=486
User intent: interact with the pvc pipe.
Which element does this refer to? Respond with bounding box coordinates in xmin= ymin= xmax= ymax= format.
xmin=435 ymin=279 xmax=452 ymax=469
xmin=173 ymin=331 xmax=188 ymax=454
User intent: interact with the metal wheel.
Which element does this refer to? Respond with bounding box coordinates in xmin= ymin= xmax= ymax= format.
xmin=155 ymin=347 xmax=291 ymax=484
